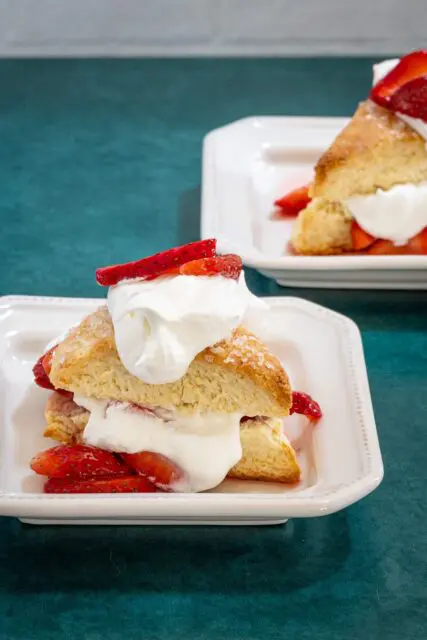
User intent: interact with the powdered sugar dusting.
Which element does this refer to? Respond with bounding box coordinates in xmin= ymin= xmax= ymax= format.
xmin=207 ymin=327 xmax=278 ymax=371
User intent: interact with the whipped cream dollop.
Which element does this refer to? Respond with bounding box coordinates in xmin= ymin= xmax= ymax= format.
xmin=372 ymin=58 xmax=427 ymax=141
xmin=108 ymin=272 xmax=266 ymax=385
xmin=76 ymin=396 xmax=243 ymax=492
xmin=346 ymin=182 xmax=427 ymax=245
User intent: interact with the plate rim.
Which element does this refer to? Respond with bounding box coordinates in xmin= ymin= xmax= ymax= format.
xmin=0 ymin=294 xmax=383 ymax=519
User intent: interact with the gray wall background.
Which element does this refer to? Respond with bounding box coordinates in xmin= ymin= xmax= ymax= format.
xmin=0 ymin=0 xmax=425 ymax=56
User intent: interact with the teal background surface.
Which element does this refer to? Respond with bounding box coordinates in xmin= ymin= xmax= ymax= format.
xmin=0 ymin=59 xmax=427 ymax=640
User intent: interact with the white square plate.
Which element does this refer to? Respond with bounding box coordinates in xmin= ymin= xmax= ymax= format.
xmin=202 ymin=116 xmax=427 ymax=289
xmin=0 ymin=295 xmax=383 ymax=525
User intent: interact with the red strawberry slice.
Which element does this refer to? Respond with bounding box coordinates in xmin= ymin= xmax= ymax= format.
xmin=274 ymin=185 xmax=311 ymax=217
xmin=174 ymin=254 xmax=242 ymax=280
xmin=121 ymin=452 xmax=185 ymax=490
xmin=33 ymin=353 xmax=55 ymax=391
xmin=55 ymin=388 xmax=74 ymax=399
xmin=408 ymin=227 xmax=427 ymax=253
xmin=388 ymin=76 xmax=427 ymax=122
xmin=33 ymin=346 xmax=73 ymax=399
xmin=290 ymin=392 xmax=322 ymax=421
xmin=44 ymin=475 xmax=157 ymax=494
xmin=96 ymin=239 xmax=217 ymax=286
xmin=371 ymin=50 xmax=427 ymax=108
xmin=31 ymin=444 xmax=130 ymax=479
xmin=366 ymin=240 xmax=411 ymax=255
xmin=41 ymin=346 xmax=55 ymax=376
xmin=351 ymin=221 xmax=376 ymax=251
xmin=365 ymin=228 xmax=427 ymax=255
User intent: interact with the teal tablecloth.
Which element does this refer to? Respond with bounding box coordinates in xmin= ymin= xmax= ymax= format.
xmin=1 ymin=59 xmax=427 ymax=640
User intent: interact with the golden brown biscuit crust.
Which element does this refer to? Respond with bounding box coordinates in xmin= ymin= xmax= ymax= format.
xmin=312 ymin=101 xmax=427 ymax=200
xmin=49 ymin=307 xmax=292 ymax=417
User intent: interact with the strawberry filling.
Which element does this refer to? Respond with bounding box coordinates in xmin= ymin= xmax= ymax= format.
xmin=351 ymin=222 xmax=427 ymax=255
xmin=351 ymin=222 xmax=376 ymax=252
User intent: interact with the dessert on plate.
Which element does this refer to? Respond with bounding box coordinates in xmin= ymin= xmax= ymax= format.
xmin=275 ymin=50 xmax=427 ymax=256
xmin=30 ymin=239 xmax=321 ymax=494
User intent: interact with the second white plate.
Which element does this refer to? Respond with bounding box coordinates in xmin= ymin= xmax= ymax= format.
xmin=202 ymin=116 xmax=427 ymax=289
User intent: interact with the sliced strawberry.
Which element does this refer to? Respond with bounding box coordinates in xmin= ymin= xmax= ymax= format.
xmin=41 ymin=346 xmax=56 ymax=376
xmin=96 ymin=239 xmax=217 ymax=286
xmin=351 ymin=221 xmax=376 ymax=251
xmin=365 ymin=229 xmax=427 ymax=255
xmin=371 ymin=50 xmax=427 ymax=108
xmin=365 ymin=240 xmax=409 ymax=255
xmin=388 ymin=75 xmax=427 ymax=121
xmin=44 ymin=475 xmax=157 ymax=494
xmin=121 ymin=452 xmax=185 ymax=490
xmin=174 ymin=254 xmax=242 ymax=280
xmin=31 ymin=445 xmax=130 ymax=479
xmin=55 ymin=388 xmax=74 ymax=399
xmin=274 ymin=185 xmax=311 ymax=217
xmin=408 ymin=227 xmax=427 ymax=253
xmin=33 ymin=345 xmax=73 ymax=398
xmin=290 ymin=391 xmax=322 ymax=421
xmin=33 ymin=353 xmax=55 ymax=391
